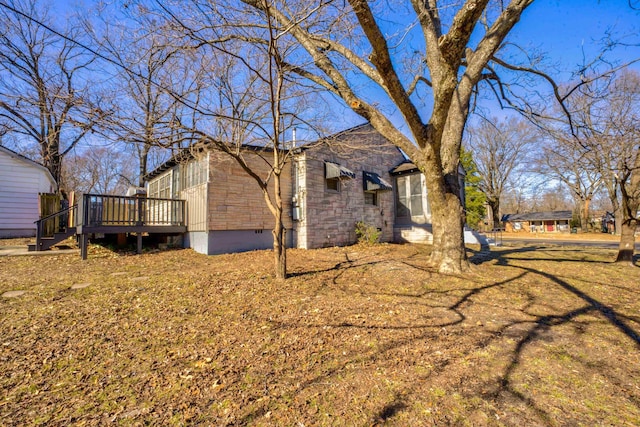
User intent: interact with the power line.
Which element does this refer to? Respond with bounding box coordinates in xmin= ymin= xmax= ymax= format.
xmin=0 ymin=0 xmax=217 ymax=124
xmin=0 ymin=1 xmax=150 ymax=83
xmin=0 ymin=1 xmax=308 ymax=136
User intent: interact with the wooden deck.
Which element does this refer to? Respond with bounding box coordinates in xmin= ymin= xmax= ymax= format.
xmin=34 ymin=193 xmax=187 ymax=259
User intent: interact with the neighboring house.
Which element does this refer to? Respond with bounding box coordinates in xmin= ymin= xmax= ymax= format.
xmin=0 ymin=146 xmax=57 ymax=238
xmin=144 ymin=123 xmax=466 ymax=255
xmin=502 ymin=210 xmax=573 ymax=233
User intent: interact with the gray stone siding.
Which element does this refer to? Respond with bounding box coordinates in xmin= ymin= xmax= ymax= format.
xmin=294 ymin=131 xmax=405 ymax=249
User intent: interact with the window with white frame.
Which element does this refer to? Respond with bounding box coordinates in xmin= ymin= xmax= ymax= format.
xmin=396 ymin=173 xmax=424 ymax=218
xmin=148 ymin=180 xmax=159 ymax=198
xmin=149 ymin=173 xmax=171 ymax=199
xmin=183 ymin=157 xmax=207 ymax=189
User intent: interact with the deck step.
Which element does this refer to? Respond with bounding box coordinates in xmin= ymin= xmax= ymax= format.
xmin=30 ymin=227 xmax=77 ymax=251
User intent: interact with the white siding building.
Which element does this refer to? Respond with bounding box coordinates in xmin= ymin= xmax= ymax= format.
xmin=0 ymin=146 xmax=57 ymax=238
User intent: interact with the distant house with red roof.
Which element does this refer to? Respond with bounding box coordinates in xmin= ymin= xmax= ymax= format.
xmin=501 ymin=211 xmax=573 ymax=233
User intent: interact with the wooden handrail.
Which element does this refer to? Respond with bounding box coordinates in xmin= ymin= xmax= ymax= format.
xmin=34 ymin=204 xmax=77 ymax=225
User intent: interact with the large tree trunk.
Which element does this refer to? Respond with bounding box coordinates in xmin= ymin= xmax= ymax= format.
xmin=615 ymin=218 xmax=637 ymax=264
xmin=430 ymin=193 xmax=468 ymax=273
xmin=579 ymin=197 xmax=591 ymax=231
xmin=613 ymin=206 xmax=622 ymax=235
xmin=421 ymin=151 xmax=469 ymax=274
xmin=487 ymin=198 xmax=500 ymax=230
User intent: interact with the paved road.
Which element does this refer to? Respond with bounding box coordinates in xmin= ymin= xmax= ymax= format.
xmin=496 ymin=236 xmax=640 ymax=250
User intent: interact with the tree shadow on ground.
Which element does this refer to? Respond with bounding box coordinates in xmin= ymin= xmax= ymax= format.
xmin=485 ymin=252 xmax=640 ymax=422
xmin=469 ymin=243 xmax=640 ymax=267
xmin=237 ymin=245 xmax=640 ymax=425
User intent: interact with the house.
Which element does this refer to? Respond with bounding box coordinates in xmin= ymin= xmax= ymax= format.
xmin=144 ymin=124 xmax=467 ymax=255
xmin=145 ymin=143 xmax=293 ymax=255
xmin=501 ymin=211 xmax=573 ymax=233
xmin=291 ymin=125 xmax=406 ymax=248
xmin=0 ymin=146 xmax=57 ymax=238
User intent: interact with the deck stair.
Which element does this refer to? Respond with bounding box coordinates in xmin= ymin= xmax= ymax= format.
xmin=28 ymin=204 xmax=77 ymax=252
xmin=28 ymin=226 xmax=76 ymax=251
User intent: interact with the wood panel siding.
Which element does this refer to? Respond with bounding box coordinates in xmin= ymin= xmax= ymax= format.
xmin=207 ymin=151 xmax=293 ymax=231
xmin=181 ymin=184 xmax=207 ymax=232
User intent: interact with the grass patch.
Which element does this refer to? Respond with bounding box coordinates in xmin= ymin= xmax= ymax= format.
xmin=1 ymin=243 xmax=639 ymax=425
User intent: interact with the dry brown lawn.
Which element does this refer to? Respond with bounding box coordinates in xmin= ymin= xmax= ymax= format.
xmin=1 ymin=241 xmax=639 ymax=426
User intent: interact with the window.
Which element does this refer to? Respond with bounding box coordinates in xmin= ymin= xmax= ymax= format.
xmin=364 ymin=191 xmax=377 ymax=206
xmin=158 ymin=174 xmax=171 ymax=198
xmin=325 ymin=161 xmax=354 ymax=192
xmin=148 ymin=180 xmax=159 ymax=198
xmin=326 ymin=177 xmax=340 ymax=192
xmin=183 ymin=156 xmax=207 ymax=189
xmin=396 ymin=174 xmax=424 ymax=218
xmin=172 ymin=167 xmax=180 ymax=197
xmin=149 ymin=173 xmax=172 ymax=199
xmin=363 ymin=171 xmax=390 ymax=206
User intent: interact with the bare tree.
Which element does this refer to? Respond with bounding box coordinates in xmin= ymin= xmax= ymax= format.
xmin=536 ymin=133 xmax=602 ymax=231
xmin=237 ymin=0 xmax=640 ymax=273
xmin=85 ymin=8 xmax=206 ymax=186
xmin=466 ymin=117 xmax=534 ymax=229
xmin=595 ymin=71 xmax=640 ymax=263
xmin=63 ymin=146 xmax=135 ymax=195
xmin=149 ymin=2 xmax=327 ymax=279
xmin=0 ymin=0 xmax=105 ymax=191
xmin=529 ymin=183 xmax=573 ymax=213
xmin=537 ymin=69 xmax=640 ymax=263
xmin=229 ymin=0 xmax=543 ymax=273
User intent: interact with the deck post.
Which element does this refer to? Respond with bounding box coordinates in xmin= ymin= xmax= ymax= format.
xmin=81 ymin=233 xmax=88 ymax=260
xmin=35 ymin=220 xmax=42 ymax=251
xmin=137 ymin=197 xmax=144 ymax=226
xmin=137 ymin=233 xmax=142 ymax=254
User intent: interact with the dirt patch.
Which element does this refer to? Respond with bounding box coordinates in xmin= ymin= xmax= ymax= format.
xmin=0 ymin=243 xmax=638 ymax=426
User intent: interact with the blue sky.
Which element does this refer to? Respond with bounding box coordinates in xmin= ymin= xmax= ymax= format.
xmin=322 ymin=1 xmax=640 ymax=133
xmin=510 ymin=0 xmax=639 ymax=75
xmin=46 ymin=1 xmax=640 ymax=138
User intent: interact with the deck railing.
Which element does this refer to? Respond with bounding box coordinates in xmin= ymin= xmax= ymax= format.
xmin=80 ymin=194 xmax=185 ymax=227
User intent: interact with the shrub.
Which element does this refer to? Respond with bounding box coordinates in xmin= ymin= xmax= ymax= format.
xmin=355 ymin=221 xmax=381 ymax=245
